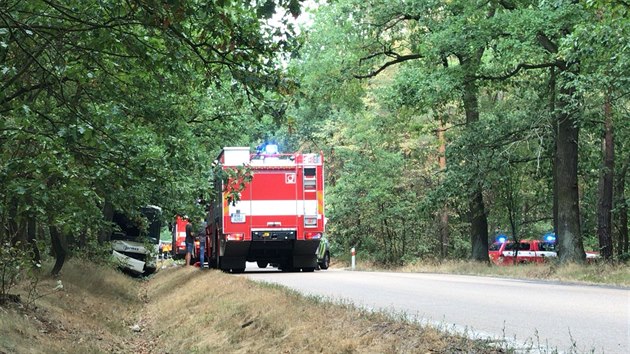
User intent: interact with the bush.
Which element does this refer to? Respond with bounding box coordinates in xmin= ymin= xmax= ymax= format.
xmin=0 ymin=241 xmax=36 ymax=304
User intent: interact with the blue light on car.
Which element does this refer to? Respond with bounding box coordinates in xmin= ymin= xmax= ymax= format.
xmin=496 ymin=235 xmax=507 ymax=243
xmin=543 ymin=232 xmax=556 ymax=242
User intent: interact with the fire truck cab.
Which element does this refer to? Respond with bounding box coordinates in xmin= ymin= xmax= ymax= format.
xmin=208 ymin=146 xmax=325 ymax=272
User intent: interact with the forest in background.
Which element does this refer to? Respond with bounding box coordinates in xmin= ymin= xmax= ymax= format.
xmin=281 ymin=0 xmax=630 ymax=265
xmin=1 ymin=0 xmax=629 ymax=276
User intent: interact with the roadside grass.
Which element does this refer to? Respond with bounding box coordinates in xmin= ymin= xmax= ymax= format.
xmin=2 ymin=258 xmax=625 ymax=353
xmin=0 ymin=259 xmax=144 ymax=353
xmin=1 ymin=260 xmax=506 ymax=353
xmin=351 ymin=259 xmax=630 ymax=287
xmin=144 ymin=266 xmax=504 ymax=354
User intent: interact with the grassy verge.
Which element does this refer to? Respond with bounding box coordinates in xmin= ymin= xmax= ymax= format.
xmin=2 ymin=259 xmax=626 ymax=353
xmin=1 ymin=260 xmax=505 ymax=353
xmin=0 ymin=259 xmax=144 ymax=353
xmin=348 ymin=259 xmax=630 ymax=287
xmin=143 ymin=265 xmax=505 ymax=353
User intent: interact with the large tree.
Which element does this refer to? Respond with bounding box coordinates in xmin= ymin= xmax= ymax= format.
xmin=0 ymin=0 xmax=303 ymax=273
xmin=290 ymin=0 xmax=626 ymax=264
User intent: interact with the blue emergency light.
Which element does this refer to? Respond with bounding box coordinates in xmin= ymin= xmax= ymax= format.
xmin=256 ymin=142 xmax=280 ymax=155
xmin=496 ymin=234 xmax=508 ymax=243
xmin=264 ymin=144 xmax=279 ymax=154
xmin=543 ymin=232 xmax=556 ymax=242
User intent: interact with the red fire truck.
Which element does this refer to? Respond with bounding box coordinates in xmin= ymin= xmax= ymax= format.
xmin=171 ymin=215 xmax=190 ymax=259
xmin=207 ymin=145 xmax=325 ymax=272
xmin=171 ymin=215 xmax=206 ymax=264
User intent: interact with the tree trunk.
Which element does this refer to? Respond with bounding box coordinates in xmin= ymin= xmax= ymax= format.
xmin=438 ymin=211 xmax=449 ymax=259
xmin=469 ymin=186 xmax=489 ymax=261
xmin=596 ymin=92 xmax=614 ymax=259
xmin=549 ymin=66 xmax=559 ymax=236
xmin=99 ymin=198 xmax=114 ymax=244
xmin=8 ymin=197 xmax=23 ymax=246
xmin=437 ymin=118 xmax=449 ymax=259
xmin=614 ymin=159 xmax=628 ymax=257
xmin=555 ymin=81 xmax=585 ymax=263
xmin=462 ymin=78 xmax=489 ymax=262
xmin=25 ymin=195 xmax=41 ymax=264
xmin=27 ymin=211 xmax=40 ymax=264
xmin=49 ymin=225 xmax=67 ymax=276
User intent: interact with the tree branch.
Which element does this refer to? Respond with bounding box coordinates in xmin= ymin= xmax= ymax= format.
xmin=474 ymin=62 xmax=557 ymax=81
xmin=354 ymin=53 xmax=423 ymax=79
xmin=1 ymin=78 xmax=71 ymax=105
xmin=536 ymin=31 xmax=558 ymax=54
xmin=498 ymin=0 xmax=516 ymax=10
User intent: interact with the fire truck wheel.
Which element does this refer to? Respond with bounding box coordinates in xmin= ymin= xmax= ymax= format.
xmin=319 ymin=252 xmax=330 ymax=270
xmin=256 ymin=261 xmax=268 ymax=269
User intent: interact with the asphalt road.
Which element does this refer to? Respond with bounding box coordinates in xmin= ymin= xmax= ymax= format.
xmin=243 ymin=264 xmax=629 ymax=353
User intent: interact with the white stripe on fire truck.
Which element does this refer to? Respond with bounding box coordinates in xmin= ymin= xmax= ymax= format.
xmin=228 ymin=200 xmax=319 ymax=216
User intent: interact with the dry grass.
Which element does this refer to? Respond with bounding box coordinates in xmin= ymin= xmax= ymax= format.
xmin=144 ymin=266 xmax=501 ymax=353
xmin=1 ymin=260 xmax=504 ymax=354
xmin=395 ymin=259 xmax=630 ymax=287
xmin=0 ymin=259 xmax=145 ymax=353
xmin=6 ymin=257 xmax=623 ymax=354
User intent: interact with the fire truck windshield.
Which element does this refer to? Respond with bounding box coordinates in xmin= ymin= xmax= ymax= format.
xmin=489 ymin=243 xmax=502 ymax=251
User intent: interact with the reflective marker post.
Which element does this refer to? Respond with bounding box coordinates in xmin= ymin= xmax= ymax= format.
xmin=351 ymin=247 xmax=356 ymax=270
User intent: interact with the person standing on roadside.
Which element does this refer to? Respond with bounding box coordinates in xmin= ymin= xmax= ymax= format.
xmin=184 ymin=216 xmax=194 ymax=266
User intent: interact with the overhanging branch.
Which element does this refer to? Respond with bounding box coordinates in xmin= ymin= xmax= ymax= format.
xmin=536 ymin=32 xmax=558 ymax=54
xmin=474 ymin=62 xmax=557 ymax=81
xmin=354 ymin=53 xmax=423 ymax=79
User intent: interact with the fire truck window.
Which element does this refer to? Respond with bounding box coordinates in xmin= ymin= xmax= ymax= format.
xmin=304 ymin=168 xmax=316 ymax=177
xmin=519 ymin=243 xmax=531 ymax=251
xmin=540 ymin=242 xmax=556 ymax=252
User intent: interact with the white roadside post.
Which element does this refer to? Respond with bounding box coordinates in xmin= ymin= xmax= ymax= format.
xmin=351 ymin=247 xmax=356 ymax=270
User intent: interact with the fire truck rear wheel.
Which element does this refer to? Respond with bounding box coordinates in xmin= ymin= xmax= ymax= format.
xmin=319 ymin=252 xmax=330 ymax=270
xmin=257 ymin=261 xmax=268 ymax=269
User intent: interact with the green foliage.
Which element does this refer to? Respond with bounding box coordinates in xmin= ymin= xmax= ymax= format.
xmin=2 ymin=0 xmax=628 ymax=268
xmin=282 ymin=0 xmax=630 ymax=265
xmin=0 ymin=0 xmax=305 ymax=273
xmin=73 ymin=238 xmax=118 ymax=266
xmin=0 ymin=242 xmax=38 ymax=301
xmin=213 ymin=165 xmax=254 ymax=206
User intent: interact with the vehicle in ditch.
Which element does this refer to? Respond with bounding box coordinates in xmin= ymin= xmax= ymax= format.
xmin=111 ymin=205 xmax=162 ymax=275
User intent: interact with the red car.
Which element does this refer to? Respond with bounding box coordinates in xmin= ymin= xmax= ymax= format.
xmin=489 ymin=239 xmax=557 ymax=265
